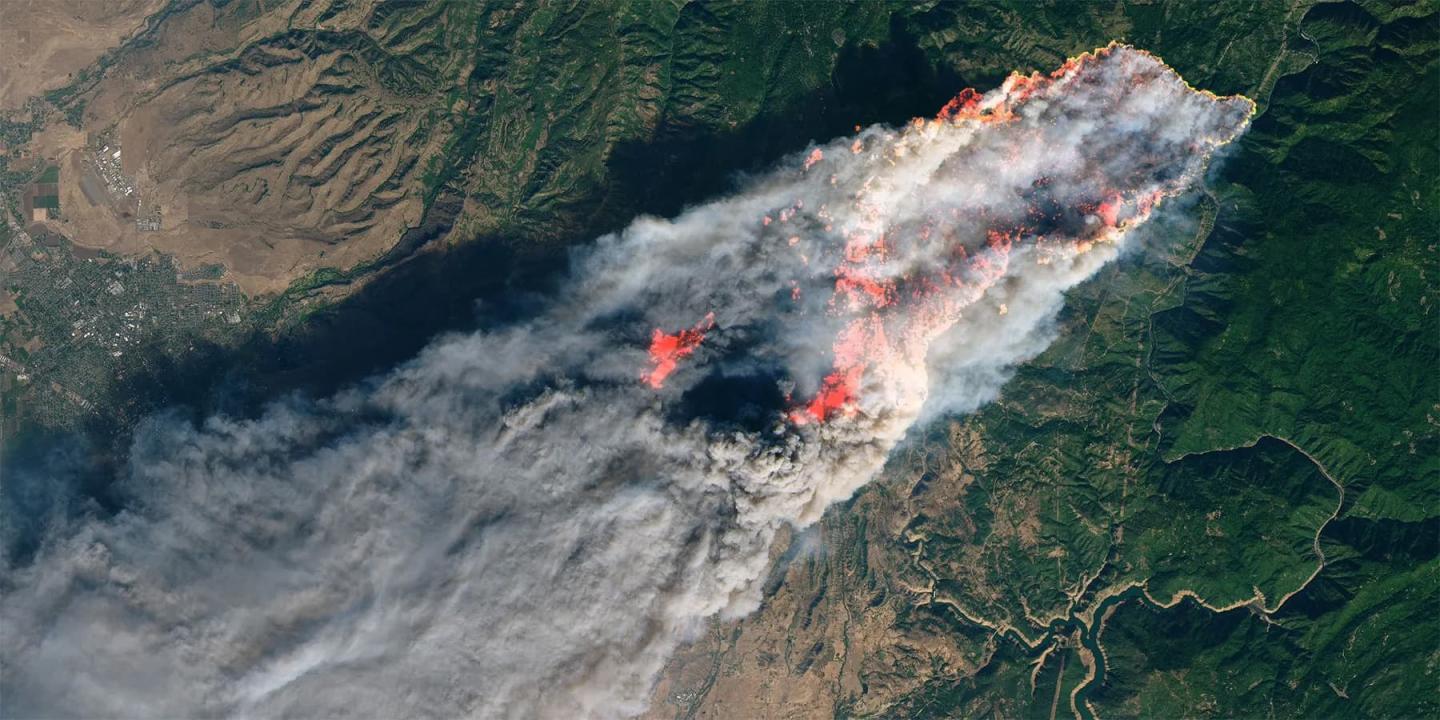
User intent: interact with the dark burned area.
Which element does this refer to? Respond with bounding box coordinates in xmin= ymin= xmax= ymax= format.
xmin=667 ymin=342 xmax=792 ymax=435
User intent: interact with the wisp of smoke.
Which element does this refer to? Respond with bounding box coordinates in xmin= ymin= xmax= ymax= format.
xmin=0 ymin=46 xmax=1252 ymax=719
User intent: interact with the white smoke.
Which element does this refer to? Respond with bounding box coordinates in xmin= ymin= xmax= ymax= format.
xmin=0 ymin=46 xmax=1251 ymax=719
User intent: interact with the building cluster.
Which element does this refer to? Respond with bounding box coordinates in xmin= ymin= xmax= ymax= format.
xmin=89 ymin=130 xmax=136 ymax=199
xmin=0 ymin=215 xmax=250 ymax=426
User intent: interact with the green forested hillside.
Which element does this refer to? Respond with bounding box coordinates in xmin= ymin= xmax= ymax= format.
xmin=645 ymin=2 xmax=1438 ymax=718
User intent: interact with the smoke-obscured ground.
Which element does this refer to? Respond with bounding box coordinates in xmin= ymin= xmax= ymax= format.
xmin=1 ymin=46 xmax=1252 ymax=719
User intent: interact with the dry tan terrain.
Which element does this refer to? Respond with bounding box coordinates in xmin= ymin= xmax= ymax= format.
xmin=0 ymin=0 xmax=167 ymax=110
xmin=17 ymin=0 xmax=459 ymax=295
xmin=645 ymin=428 xmax=994 ymax=719
xmin=5 ymin=0 xmax=775 ymax=299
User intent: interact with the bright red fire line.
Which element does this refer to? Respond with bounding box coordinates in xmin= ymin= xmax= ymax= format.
xmin=786 ymin=46 xmax=1209 ymax=425
xmin=642 ymin=312 xmax=716 ymax=389
xmin=639 ymin=44 xmax=1251 ymax=426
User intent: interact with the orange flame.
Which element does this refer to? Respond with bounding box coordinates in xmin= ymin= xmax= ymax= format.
xmin=786 ymin=45 xmax=1251 ymax=425
xmin=642 ymin=312 xmax=716 ymax=389
xmin=638 ymin=44 xmax=1254 ymax=429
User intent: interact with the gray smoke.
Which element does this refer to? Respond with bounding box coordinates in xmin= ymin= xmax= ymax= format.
xmin=0 ymin=46 xmax=1251 ymax=719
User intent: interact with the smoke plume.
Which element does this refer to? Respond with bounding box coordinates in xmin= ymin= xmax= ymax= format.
xmin=1 ymin=46 xmax=1251 ymax=719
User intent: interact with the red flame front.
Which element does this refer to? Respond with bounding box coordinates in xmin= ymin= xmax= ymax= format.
xmin=642 ymin=312 xmax=716 ymax=389
xmin=637 ymin=44 xmax=1253 ymax=427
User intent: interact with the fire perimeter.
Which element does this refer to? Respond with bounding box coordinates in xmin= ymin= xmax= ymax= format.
xmin=642 ymin=44 xmax=1255 ymax=428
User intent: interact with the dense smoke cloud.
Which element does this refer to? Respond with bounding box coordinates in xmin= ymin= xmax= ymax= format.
xmin=1 ymin=46 xmax=1251 ymax=719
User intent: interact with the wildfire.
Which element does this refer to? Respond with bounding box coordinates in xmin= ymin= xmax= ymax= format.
xmin=639 ymin=44 xmax=1254 ymax=428
xmin=642 ymin=312 xmax=716 ymax=389
xmin=1096 ymin=193 xmax=1122 ymax=227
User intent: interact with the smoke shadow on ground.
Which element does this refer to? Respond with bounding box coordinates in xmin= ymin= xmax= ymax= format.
xmin=1 ymin=18 xmax=971 ymax=563
xmin=603 ymin=16 xmax=967 ymax=222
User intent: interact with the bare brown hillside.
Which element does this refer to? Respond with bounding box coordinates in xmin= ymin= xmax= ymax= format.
xmin=0 ymin=0 xmax=166 ymax=111
xmin=30 ymin=0 xmax=465 ymax=294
